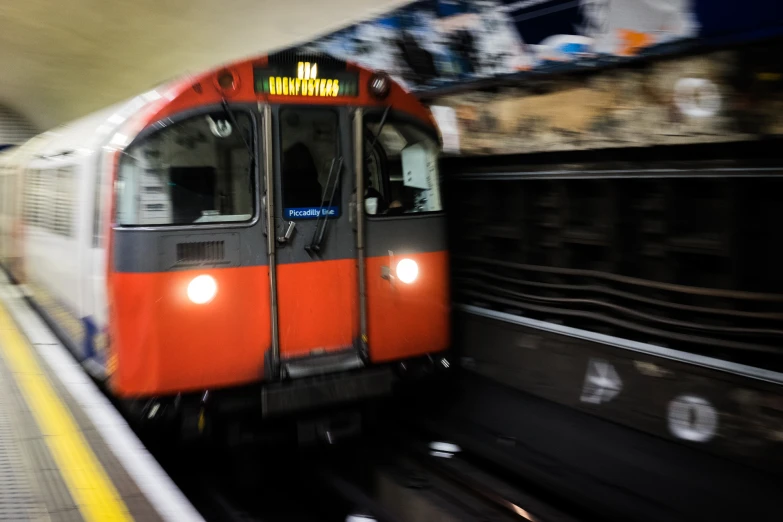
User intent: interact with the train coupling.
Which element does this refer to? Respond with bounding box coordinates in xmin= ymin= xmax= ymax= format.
xmin=395 ymin=353 xmax=452 ymax=380
xmin=297 ymin=410 xmax=362 ymax=446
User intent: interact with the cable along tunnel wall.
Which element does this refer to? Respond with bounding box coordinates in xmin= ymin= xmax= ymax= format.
xmin=447 ymin=168 xmax=783 ymax=371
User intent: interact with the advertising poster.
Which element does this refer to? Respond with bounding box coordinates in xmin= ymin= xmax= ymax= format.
xmin=302 ymin=0 xmax=782 ymax=93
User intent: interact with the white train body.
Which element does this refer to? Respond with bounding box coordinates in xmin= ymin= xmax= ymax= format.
xmin=0 ymin=93 xmax=163 ymax=375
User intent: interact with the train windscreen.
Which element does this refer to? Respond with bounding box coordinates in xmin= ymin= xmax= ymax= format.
xmin=116 ymin=110 xmax=255 ymax=226
xmin=364 ymin=114 xmax=442 ymax=216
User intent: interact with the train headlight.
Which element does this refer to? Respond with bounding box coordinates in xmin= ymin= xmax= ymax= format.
xmin=396 ymin=258 xmax=418 ymax=284
xmin=187 ymin=275 xmax=217 ymax=304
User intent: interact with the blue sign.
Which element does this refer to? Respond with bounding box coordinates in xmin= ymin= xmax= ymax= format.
xmin=284 ymin=207 xmax=340 ymax=220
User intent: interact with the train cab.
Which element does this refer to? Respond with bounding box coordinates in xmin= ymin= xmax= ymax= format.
xmin=104 ymin=51 xmax=450 ymax=424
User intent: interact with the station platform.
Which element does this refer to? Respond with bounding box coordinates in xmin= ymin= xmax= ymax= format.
xmin=0 ymin=277 xmax=204 ymax=522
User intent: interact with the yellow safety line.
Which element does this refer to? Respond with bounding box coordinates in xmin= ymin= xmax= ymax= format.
xmin=0 ymin=301 xmax=132 ymax=522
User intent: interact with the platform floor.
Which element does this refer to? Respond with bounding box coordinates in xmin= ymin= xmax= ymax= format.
xmin=0 ymin=278 xmax=203 ymax=522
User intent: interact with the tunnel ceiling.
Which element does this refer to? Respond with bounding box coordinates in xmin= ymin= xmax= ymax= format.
xmin=0 ymin=0 xmax=411 ymax=132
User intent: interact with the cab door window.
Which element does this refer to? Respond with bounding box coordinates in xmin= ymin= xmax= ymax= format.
xmin=364 ymin=115 xmax=442 ymax=216
xmin=280 ymin=108 xmax=341 ymax=220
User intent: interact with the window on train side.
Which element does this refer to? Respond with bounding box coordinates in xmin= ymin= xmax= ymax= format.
xmin=22 ymin=166 xmax=75 ymax=237
xmin=116 ymin=110 xmax=255 ymax=226
xmin=363 ymin=115 xmax=442 ymax=216
xmin=53 ymin=167 xmax=76 ymax=237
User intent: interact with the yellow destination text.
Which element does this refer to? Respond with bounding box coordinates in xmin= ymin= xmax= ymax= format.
xmin=268 ymin=77 xmax=341 ymax=97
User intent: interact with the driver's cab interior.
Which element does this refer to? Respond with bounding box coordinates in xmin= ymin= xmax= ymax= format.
xmin=277 ymin=108 xmax=443 ymax=221
xmin=280 ymin=108 xmax=340 ymax=211
xmin=363 ymin=115 xmax=442 ymax=218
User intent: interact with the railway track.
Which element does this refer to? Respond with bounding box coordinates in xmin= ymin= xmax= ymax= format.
xmin=390 ymin=439 xmax=581 ymax=522
xmin=310 ymin=433 xmax=581 ymax=522
xmin=140 ymin=402 xmax=585 ymax=522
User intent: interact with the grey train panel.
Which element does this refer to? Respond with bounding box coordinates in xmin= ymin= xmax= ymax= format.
xmin=158 ymin=232 xmax=241 ymax=270
xmin=273 ymin=226 xmax=356 ymax=264
xmin=113 ymin=225 xmax=268 ymax=272
xmin=365 ymin=214 xmax=447 ymax=257
xmin=113 ymin=211 xmax=448 ymax=272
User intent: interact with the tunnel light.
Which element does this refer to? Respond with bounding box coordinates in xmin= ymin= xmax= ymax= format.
xmin=109 ymin=133 xmax=129 ymax=147
xmin=429 ymin=441 xmax=461 ymax=458
xmin=107 ymin=113 xmax=126 ymax=125
xmin=142 ymin=90 xmax=162 ymax=102
xmin=396 ymin=258 xmax=418 ymax=284
xmin=187 ymin=275 xmax=217 ymax=304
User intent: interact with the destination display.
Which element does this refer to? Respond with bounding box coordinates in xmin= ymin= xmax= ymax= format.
xmin=254 ymin=61 xmax=359 ymax=97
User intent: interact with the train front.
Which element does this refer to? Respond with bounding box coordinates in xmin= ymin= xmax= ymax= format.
xmin=107 ymin=52 xmax=450 ymax=425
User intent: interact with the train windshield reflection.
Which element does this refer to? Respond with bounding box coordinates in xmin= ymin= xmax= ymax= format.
xmin=365 ymin=116 xmax=442 ymax=216
xmin=116 ymin=110 xmax=255 ymax=226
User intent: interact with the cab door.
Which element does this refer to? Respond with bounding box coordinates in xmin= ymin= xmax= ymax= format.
xmin=271 ymin=105 xmax=360 ymax=377
xmin=359 ymin=109 xmax=450 ymax=363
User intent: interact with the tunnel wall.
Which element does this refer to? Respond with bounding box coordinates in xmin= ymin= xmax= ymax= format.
xmin=425 ymin=41 xmax=783 ymax=156
xmin=407 ymin=31 xmax=783 ymax=474
xmin=431 ymin=38 xmax=783 ymax=366
xmin=441 ymin=139 xmax=783 ymax=478
xmin=0 ymin=104 xmax=37 ymax=148
xmin=447 ymin=168 xmax=783 ymax=367
xmin=435 ymin=74 xmax=783 ymax=477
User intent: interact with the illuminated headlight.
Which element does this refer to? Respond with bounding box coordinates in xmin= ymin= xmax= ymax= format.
xmin=187 ymin=275 xmax=217 ymax=304
xmin=396 ymin=258 xmax=418 ymax=284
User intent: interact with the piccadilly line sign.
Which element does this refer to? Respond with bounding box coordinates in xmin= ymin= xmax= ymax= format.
xmin=284 ymin=206 xmax=340 ymax=219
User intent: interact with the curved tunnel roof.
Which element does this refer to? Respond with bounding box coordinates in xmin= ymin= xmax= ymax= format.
xmin=0 ymin=0 xmax=412 ymax=133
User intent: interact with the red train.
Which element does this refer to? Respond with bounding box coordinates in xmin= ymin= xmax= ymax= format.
xmin=0 ymin=50 xmax=450 ymax=435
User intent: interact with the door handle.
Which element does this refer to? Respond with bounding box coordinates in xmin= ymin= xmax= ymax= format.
xmin=277 ymin=221 xmax=296 ymax=244
xmin=381 ymin=250 xmax=395 ymax=288
xmin=381 ymin=265 xmax=394 ymax=282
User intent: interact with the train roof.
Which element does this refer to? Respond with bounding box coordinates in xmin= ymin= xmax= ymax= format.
xmin=1 ymin=50 xmax=437 ymax=165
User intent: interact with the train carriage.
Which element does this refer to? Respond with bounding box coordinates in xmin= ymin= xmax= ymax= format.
xmin=0 ymin=51 xmax=450 ymax=433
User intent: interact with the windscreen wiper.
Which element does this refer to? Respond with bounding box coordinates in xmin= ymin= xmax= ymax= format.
xmin=220 ymin=99 xmax=256 ymax=193
xmin=306 ymin=155 xmax=343 ymax=254
xmin=367 ymin=105 xmax=391 ymax=153
xmin=306 ymin=106 xmax=389 ymax=254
